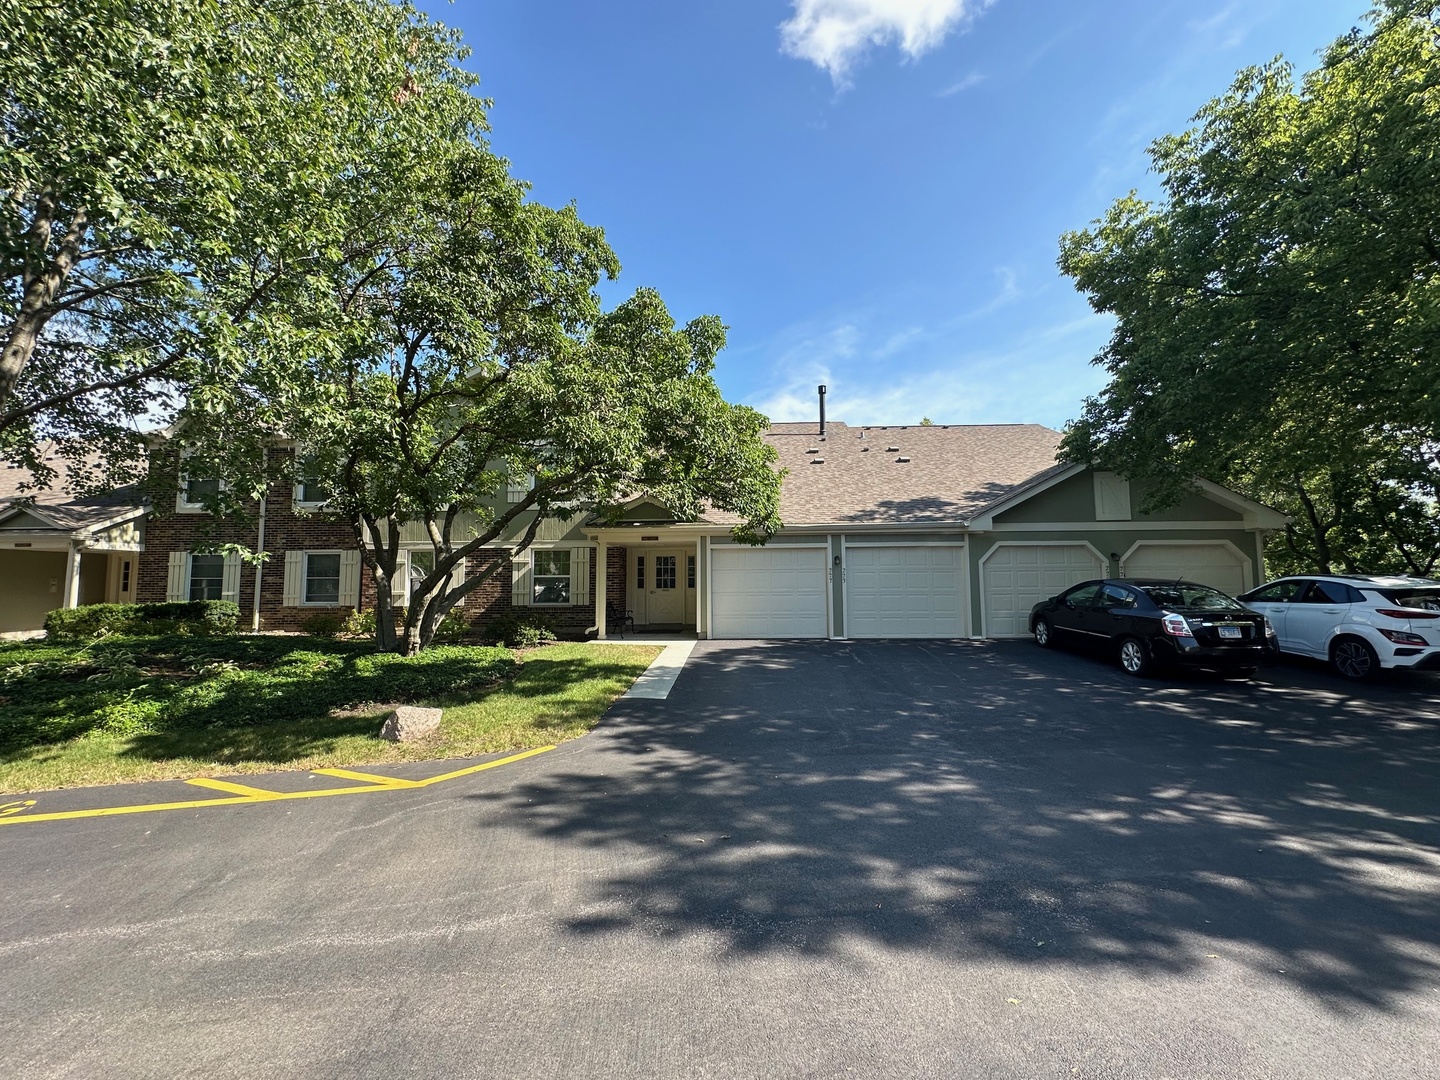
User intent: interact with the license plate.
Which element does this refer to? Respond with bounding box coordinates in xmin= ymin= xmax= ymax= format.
xmin=1218 ymin=626 xmax=1242 ymax=640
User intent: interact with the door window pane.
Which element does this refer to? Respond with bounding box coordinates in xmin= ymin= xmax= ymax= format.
xmin=636 ymin=556 xmax=645 ymax=589
xmin=189 ymin=554 xmax=224 ymax=600
xmin=655 ymin=555 xmax=677 ymax=590
xmin=687 ymin=555 xmax=696 ymax=589
xmin=305 ymin=553 xmax=342 ymax=605
xmin=533 ymin=549 xmax=571 ymax=605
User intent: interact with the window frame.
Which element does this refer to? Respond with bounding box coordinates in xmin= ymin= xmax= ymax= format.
xmin=177 ymin=475 xmax=227 ymax=513
xmin=532 ymin=548 xmax=573 ymax=607
xmin=293 ymin=478 xmax=332 ymax=510
xmin=187 ymin=553 xmax=226 ymax=601
xmin=301 ymin=550 xmax=345 ymax=607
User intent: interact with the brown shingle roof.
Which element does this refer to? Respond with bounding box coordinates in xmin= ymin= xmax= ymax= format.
xmin=706 ymin=421 xmax=1063 ymax=526
xmin=0 ymin=451 xmax=144 ymax=532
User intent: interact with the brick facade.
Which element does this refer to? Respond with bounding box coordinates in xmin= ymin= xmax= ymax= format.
xmin=137 ymin=448 xmax=608 ymax=638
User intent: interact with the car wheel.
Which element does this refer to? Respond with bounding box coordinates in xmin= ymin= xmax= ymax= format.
xmin=1118 ymin=637 xmax=1151 ymax=677
xmin=1330 ymin=636 xmax=1379 ymax=681
xmin=1033 ymin=617 xmax=1054 ymax=648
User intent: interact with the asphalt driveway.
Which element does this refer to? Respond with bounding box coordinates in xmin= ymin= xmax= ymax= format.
xmin=2 ymin=640 xmax=1438 ymax=1079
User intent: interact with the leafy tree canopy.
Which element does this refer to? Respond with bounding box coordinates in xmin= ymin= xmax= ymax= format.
xmin=1 ymin=0 xmax=474 ymax=491
xmin=1058 ymin=1 xmax=1440 ymax=575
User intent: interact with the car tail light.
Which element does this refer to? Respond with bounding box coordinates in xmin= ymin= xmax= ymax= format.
xmin=1161 ymin=612 xmax=1193 ymax=637
xmin=1378 ymin=628 xmax=1428 ymax=646
xmin=1263 ymin=618 xmax=1276 ymax=638
xmin=1376 ymin=608 xmax=1440 ymax=620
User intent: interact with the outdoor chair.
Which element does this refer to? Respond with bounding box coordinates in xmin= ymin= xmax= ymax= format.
xmin=606 ymin=601 xmax=635 ymax=638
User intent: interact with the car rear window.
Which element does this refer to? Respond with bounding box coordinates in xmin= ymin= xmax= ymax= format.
xmin=1136 ymin=584 xmax=1243 ymax=611
xmin=1375 ymin=587 xmax=1440 ymax=611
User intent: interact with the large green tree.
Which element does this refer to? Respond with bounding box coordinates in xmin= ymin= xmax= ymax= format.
xmin=1058 ymin=0 xmax=1440 ymax=576
xmin=1 ymin=0 xmax=470 ymax=492
xmin=255 ymin=141 xmax=781 ymax=654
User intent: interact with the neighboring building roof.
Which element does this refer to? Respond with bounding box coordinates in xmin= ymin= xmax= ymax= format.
xmin=705 ymin=420 xmax=1063 ymax=527
xmin=0 ymin=451 xmax=145 ymax=534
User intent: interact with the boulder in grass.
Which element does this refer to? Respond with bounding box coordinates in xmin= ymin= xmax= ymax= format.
xmin=380 ymin=706 xmax=443 ymax=742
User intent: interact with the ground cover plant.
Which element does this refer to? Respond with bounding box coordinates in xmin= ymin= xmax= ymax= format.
xmin=0 ymin=636 xmax=659 ymax=792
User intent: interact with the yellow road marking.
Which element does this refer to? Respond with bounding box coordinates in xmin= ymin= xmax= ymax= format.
xmin=0 ymin=746 xmax=556 ymax=827
xmin=186 ymin=777 xmax=285 ymax=799
xmin=311 ymin=767 xmax=422 ymax=788
xmin=417 ymin=744 xmax=556 ymax=785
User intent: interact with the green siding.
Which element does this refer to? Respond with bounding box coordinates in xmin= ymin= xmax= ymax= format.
xmin=996 ymin=471 xmax=1243 ymax=524
xmin=994 ymin=473 xmax=1095 ymax=523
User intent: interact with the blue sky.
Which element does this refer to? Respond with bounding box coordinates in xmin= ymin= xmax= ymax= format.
xmin=418 ymin=0 xmax=1368 ymax=430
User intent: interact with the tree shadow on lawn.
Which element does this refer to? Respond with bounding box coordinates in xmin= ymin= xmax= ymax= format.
xmin=104 ymin=654 xmax=643 ymax=766
xmin=2 ymin=638 xmax=646 ymax=769
xmin=468 ymin=640 xmax=1440 ymax=1012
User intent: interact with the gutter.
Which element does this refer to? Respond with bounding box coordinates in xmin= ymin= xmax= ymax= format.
xmin=251 ymin=449 xmax=267 ymax=632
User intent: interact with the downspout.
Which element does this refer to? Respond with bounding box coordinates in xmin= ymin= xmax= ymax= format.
xmin=251 ymin=448 xmax=267 ymax=632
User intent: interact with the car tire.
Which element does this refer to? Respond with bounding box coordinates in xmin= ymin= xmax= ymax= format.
xmin=1330 ymin=636 xmax=1380 ymax=681
xmin=1033 ymin=617 xmax=1054 ymax=648
xmin=1118 ymin=637 xmax=1151 ymax=677
xmin=1222 ymin=666 xmax=1258 ymax=680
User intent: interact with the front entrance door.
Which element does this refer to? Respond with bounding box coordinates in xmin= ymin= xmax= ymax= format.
xmin=646 ymin=549 xmax=685 ymax=624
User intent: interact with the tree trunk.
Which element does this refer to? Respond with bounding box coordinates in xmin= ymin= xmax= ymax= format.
xmin=1292 ymin=475 xmax=1333 ymax=573
xmin=1 ymin=203 xmax=88 ymax=413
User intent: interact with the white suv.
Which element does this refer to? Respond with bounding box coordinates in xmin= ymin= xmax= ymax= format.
xmin=1238 ymin=575 xmax=1440 ymax=680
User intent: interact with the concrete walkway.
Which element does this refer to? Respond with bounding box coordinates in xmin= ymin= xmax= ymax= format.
xmin=618 ymin=639 xmax=698 ymax=699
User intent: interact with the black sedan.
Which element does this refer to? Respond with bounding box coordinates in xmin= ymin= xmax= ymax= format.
xmin=1028 ymin=578 xmax=1276 ymax=677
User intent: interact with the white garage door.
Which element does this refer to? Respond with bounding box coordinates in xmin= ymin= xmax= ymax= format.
xmin=1121 ymin=543 xmax=1248 ymax=596
xmin=982 ymin=544 xmax=1104 ymax=638
xmin=847 ymin=545 xmax=965 ymax=638
xmin=710 ymin=546 xmax=828 ymax=638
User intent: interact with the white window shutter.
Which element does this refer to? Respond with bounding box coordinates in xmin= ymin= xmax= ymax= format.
xmin=446 ymin=552 xmax=466 ymax=594
xmin=573 ymin=547 xmax=590 ymax=606
xmin=510 ymin=549 xmax=532 ymax=607
xmin=221 ymin=553 xmax=242 ymax=603
xmin=166 ymin=552 xmax=187 ymax=602
xmin=338 ymin=550 xmax=361 ymax=605
xmin=282 ymin=550 xmax=304 ymax=607
xmin=391 ymin=550 xmax=409 ymax=607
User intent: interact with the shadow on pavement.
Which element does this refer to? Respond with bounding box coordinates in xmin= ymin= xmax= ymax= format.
xmin=470 ymin=640 xmax=1440 ymax=1012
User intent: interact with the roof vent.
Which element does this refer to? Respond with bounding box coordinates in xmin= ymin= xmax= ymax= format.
xmin=806 ymin=447 xmax=820 ymax=454
xmin=886 ymin=445 xmax=900 ymax=453
xmin=810 ymin=457 xmax=825 ymax=464
xmin=861 ymin=446 xmax=870 ymax=452
xmin=896 ymin=456 xmax=911 ymax=463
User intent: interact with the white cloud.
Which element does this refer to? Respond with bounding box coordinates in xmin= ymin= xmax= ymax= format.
xmin=780 ymin=0 xmax=994 ymax=85
xmin=938 ymin=71 xmax=984 ymax=96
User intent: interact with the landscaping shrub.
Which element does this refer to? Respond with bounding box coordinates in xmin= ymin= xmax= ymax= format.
xmin=298 ymin=612 xmax=347 ymax=638
xmin=44 ymin=601 xmax=240 ymax=640
xmin=486 ymin=611 xmax=558 ymax=648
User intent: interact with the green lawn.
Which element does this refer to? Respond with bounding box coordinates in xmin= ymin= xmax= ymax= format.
xmin=0 ymin=635 xmax=660 ymax=792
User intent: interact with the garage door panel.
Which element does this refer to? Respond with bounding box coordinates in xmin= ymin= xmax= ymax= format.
xmin=711 ymin=547 xmax=828 ymax=638
xmin=1121 ymin=544 xmax=1247 ymax=596
xmin=847 ymin=546 xmax=965 ymax=639
xmin=983 ymin=544 xmax=1104 ymax=638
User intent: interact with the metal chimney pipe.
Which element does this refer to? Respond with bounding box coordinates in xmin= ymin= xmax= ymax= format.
xmin=818 ymin=384 xmax=827 ymax=437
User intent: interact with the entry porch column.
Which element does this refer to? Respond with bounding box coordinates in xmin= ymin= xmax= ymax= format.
xmin=62 ymin=541 xmax=82 ymax=609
